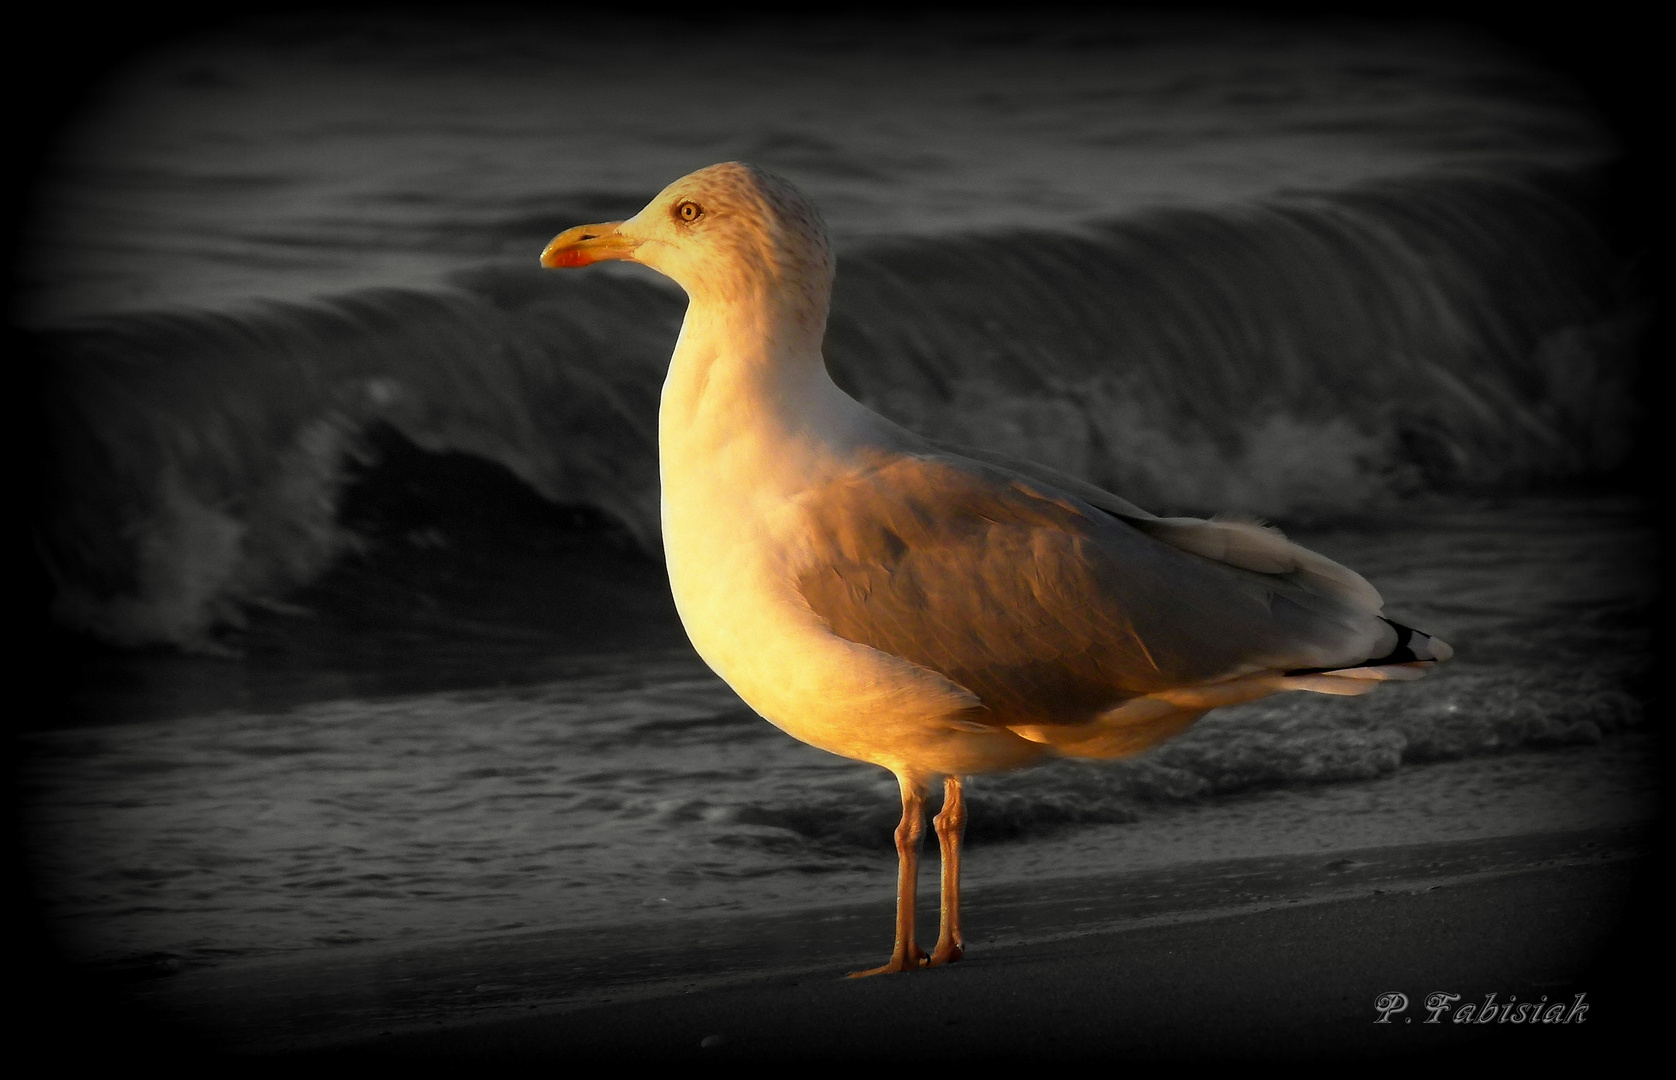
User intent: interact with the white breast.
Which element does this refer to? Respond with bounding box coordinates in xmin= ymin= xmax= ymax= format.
xmin=656 ymin=346 xmax=986 ymax=772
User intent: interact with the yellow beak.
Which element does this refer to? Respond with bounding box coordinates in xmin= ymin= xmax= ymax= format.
xmin=540 ymin=221 xmax=638 ymax=268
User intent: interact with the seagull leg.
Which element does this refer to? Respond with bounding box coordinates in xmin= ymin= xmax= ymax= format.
xmin=849 ymin=773 xmax=928 ymax=977
xmin=929 ymin=774 xmax=966 ymax=967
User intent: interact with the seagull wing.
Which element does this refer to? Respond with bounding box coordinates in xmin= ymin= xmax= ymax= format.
xmin=793 ymin=446 xmax=1396 ymax=729
xmin=937 ymin=440 xmax=1385 ymax=613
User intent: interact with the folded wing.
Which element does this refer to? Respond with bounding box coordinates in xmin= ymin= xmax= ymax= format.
xmin=793 ymin=445 xmax=1402 ymax=730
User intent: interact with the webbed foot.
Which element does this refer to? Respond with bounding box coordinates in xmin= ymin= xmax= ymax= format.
xmin=848 ymin=944 xmax=929 ymax=977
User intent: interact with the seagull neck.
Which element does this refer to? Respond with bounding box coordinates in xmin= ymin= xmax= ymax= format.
xmin=659 ymin=292 xmax=854 ymax=452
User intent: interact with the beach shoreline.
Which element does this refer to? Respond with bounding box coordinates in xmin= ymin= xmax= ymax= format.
xmin=20 ymin=492 xmax=1659 ymax=1062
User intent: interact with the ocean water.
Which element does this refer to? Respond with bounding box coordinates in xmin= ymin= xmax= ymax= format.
xmin=18 ymin=14 xmax=1654 ymax=977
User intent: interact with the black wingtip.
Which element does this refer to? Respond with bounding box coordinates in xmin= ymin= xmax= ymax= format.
xmin=1285 ymin=619 xmax=1442 ymax=676
xmin=1370 ymin=619 xmax=1423 ymax=665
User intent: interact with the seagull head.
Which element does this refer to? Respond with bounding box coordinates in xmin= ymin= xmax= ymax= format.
xmin=541 ymin=162 xmax=834 ymax=331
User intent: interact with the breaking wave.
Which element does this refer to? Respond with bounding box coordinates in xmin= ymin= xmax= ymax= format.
xmin=32 ymin=168 xmax=1641 ymax=647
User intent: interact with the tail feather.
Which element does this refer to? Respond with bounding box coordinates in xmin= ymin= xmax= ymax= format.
xmin=1014 ymin=617 xmax=1453 ymax=759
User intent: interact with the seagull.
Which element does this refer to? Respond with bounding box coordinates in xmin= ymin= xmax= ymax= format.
xmin=540 ymin=162 xmax=1451 ymax=977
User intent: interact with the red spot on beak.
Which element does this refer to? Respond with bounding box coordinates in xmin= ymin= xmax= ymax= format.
xmin=541 ymin=221 xmax=632 ymax=268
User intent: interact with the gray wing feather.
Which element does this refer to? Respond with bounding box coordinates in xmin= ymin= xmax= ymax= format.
xmin=932 ymin=438 xmax=1384 ymax=612
xmin=795 ymin=447 xmax=1393 ymax=728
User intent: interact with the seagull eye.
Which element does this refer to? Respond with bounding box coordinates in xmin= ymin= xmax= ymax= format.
xmin=675 ymin=200 xmax=703 ymax=223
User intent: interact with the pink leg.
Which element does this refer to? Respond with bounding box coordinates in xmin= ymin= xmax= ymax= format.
xmin=849 ymin=774 xmax=928 ymax=977
xmin=929 ymin=775 xmax=966 ymax=967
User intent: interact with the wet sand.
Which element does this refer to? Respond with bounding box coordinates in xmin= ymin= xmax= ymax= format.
xmin=53 ymin=824 xmax=1651 ymax=1063
xmin=336 ymin=840 xmax=1652 ymax=1064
